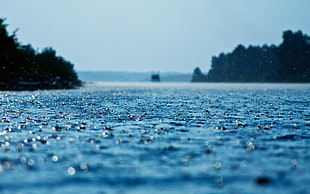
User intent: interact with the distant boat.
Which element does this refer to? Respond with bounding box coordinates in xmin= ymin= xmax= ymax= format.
xmin=151 ymin=73 xmax=160 ymax=82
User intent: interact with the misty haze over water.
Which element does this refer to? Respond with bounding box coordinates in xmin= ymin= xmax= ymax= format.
xmin=78 ymin=71 xmax=192 ymax=82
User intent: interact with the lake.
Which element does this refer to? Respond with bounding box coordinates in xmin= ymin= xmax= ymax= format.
xmin=1 ymin=82 xmax=309 ymax=194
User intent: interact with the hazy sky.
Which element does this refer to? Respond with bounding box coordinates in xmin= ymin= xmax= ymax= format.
xmin=1 ymin=0 xmax=309 ymax=73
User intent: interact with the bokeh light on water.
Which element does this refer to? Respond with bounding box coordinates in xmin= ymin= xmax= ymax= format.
xmin=0 ymin=83 xmax=309 ymax=193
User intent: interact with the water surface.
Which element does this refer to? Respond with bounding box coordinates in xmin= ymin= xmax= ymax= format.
xmin=1 ymin=83 xmax=310 ymax=194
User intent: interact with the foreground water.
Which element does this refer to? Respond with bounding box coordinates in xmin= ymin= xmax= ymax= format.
xmin=1 ymin=82 xmax=309 ymax=194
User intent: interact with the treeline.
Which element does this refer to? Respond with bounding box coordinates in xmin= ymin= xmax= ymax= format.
xmin=0 ymin=18 xmax=81 ymax=90
xmin=192 ymin=30 xmax=310 ymax=82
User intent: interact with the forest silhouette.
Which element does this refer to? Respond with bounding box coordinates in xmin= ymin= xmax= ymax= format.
xmin=0 ymin=18 xmax=81 ymax=90
xmin=192 ymin=30 xmax=310 ymax=82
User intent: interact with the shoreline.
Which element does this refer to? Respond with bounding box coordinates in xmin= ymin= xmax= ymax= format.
xmin=0 ymin=76 xmax=81 ymax=91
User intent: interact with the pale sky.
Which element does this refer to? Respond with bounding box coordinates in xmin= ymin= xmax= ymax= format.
xmin=1 ymin=0 xmax=309 ymax=73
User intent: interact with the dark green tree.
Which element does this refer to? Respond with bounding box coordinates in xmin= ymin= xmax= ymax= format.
xmin=278 ymin=30 xmax=310 ymax=82
xmin=0 ymin=18 xmax=81 ymax=90
xmin=191 ymin=67 xmax=207 ymax=82
xmin=193 ymin=30 xmax=310 ymax=83
xmin=0 ymin=18 xmax=21 ymax=78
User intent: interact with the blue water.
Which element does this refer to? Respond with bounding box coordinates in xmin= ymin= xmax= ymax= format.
xmin=1 ymin=82 xmax=310 ymax=194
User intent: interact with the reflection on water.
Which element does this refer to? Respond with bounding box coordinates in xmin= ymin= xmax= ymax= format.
xmin=1 ymin=82 xmax=310 ymax=193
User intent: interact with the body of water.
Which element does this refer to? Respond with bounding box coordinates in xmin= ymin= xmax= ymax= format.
xmin=1 ymin=82 xmax=310 ymax=194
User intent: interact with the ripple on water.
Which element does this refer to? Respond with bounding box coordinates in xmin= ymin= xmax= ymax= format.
xmin=0 ymin=83 xmax=309 ymax=194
